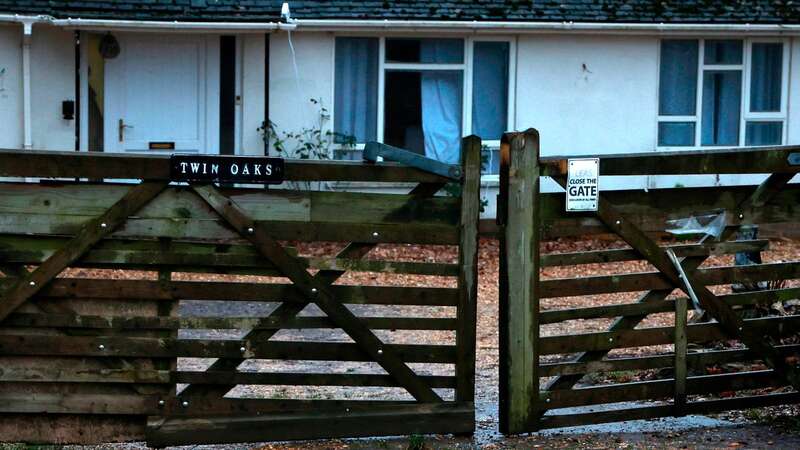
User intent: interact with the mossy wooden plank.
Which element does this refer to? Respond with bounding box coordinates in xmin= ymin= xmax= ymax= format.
xmin=541 ymin=240 xmax=768 ymax=267
xmin=173 ymin=371 xmax=456 ymax=388
xmin=0 ymin=367 xmax=171 ymax=384
xmin=0 ymin=367 xmax=455 ymax=388
xmin=540 ymin=287 xmax=800 ymax=324
xmin=4 ymin=312 xmax=458 ymax=331
xmin=0 ymin=235 xmax=457 ymax=276
xmin=0 ymin=183 xmax=459 ymax=226
xmin=540 ymin=260 xmax=800 ymax=298
xmin=0 ymin=214 xmax=459 ymax=244
xmin=146 ymin=402 xmax=474 ymax=446
xmin=540 ymin=370 xmax=783 ymax=411
xmin=538 ymin=391 xmax=800 ymax=429
xmin=0 ymin=334 xmax=457 ymax=363
xmin=540 ymin=315 xmax=800 ymax=355
xmin=539 ymin=344 xmax=800 ymax=377
xmin=0 ymin=278 xmax=460 ymax=306
xmin=0 ymin=149 xmax=449 ymax=182
xmin=0 ymin=392 xmax=159 ymax=415
xmin=540 ymin=145 xmax=800 ymax=176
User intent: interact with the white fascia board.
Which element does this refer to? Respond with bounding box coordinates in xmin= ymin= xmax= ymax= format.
xmin=293 ymin=19 xmax=800 ymax=36
xmin=0 ymin=13 xmax=293 ymax=33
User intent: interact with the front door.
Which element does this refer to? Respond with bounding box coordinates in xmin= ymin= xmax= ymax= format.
xmin=104 ymin=33 xmax=208 ymax=154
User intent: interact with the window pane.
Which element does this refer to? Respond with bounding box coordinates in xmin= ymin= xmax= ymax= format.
xmin=472 ymin=42 xmax=509 ymax=140
xmin=334 ymin=37 xmax=378 ymax=143
xmin=482 ymin=148 xmax=500 ymax=175
xmin=658 ymin=122 xmax=695 ymax=146
xmin=745 ymin=122 xmax=782 ymax=146
xmin=701 ymin=71 xmax=741 ymax=146
xmin=750 ymin=43 xmax=783 ymax=112
xmin=384 ymin=70 xmax=463 ymax=163
xmin=386 ymin=39 xmax=464 ymax=64
xmin=659 ymin=40 xmax=698 ymax=116
xmin=704 ymin=40 xmax=743 ymax=65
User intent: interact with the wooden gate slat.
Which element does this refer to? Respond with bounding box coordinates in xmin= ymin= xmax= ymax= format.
xmin=190 ymin=183 xmax=443 ymax=403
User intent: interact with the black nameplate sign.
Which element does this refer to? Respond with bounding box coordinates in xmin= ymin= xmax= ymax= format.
xmin=170 ymin=155 xmax=285 ymax=184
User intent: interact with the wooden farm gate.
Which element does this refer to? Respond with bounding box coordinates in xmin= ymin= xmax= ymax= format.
xmin=0 ymin=138 xmax=481 ymax=445
xmin=498 ymin=129 xmax=800 ymax=433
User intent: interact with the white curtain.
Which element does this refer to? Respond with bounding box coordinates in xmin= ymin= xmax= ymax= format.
xmin=420 ymin=41 xmax=462 ymax=164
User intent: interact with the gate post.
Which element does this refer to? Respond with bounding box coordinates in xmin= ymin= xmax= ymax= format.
xmin=498 ymin=129 xmax=541 ymax=434
xmin=456 ymin=135 xmax=482 ymax=409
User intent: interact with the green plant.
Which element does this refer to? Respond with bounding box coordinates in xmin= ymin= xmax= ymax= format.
xmin=258 ymin=98 xmax=355 ymax=190
xmin=442 ymin=145 xmax=490 ymax=211
xmin=407 ymin=433 xmax=425 ymax=450
xmin=743 ymin=408 xmax=768 ymax=423
xmin=259 ymin=98 xmax=356 ymax=161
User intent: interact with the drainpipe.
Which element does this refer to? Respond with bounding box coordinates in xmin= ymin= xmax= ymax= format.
xmin=0 ymin=15 xmax=48 ymax=149
xmin=20 ymin=18 xmax=33 ymax=149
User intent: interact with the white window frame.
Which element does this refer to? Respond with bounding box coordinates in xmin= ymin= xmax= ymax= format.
xmin=656 ymin=37 xmax=790 ymax=150
xmin=331 ymin=34 xmax=516 ymax=176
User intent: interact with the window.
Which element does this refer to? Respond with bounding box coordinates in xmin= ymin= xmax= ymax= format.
xmin=657 ymin=39 xmax=788 ymax=148
xmin=334 ymin=37 xmax=513 ymax=173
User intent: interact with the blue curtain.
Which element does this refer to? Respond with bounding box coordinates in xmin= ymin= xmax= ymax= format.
xmin=659 ymin=40 xmax=698 ymax=116
xmin=701 ymin=71 xmax=741 ymax=146
xmin=746 ymin=122 xmax=782 ymax=146
xmin=658 ymin=122 xmax=695 ymax=146
xmin=750 ymin=43 xmax=782 ymax=113
xmin=420 ymin=41 xmax=463 ymax=164
xmin=704 ymin=40 xmax=743 ymax=65
xmin=334 ymin=38 xmax=378 ymax=144
xmin=472 ymin=42 xmax=509 ymax=140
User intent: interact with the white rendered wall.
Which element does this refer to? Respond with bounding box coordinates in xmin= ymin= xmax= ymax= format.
xmin=514 ymin=34 xmax=659 ymax=157
xmin=0 ymin=24 xmax=22 ymax=149
xmin=240 ymin=33 xmax=266 ymax=156
xmin=30 ymin=25 xmax=76 ymax=150
xmin=268 ymin=31 xmax=335 ymax=155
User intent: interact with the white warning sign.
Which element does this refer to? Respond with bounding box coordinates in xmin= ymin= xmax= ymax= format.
xmin=566 ymin=158 xmax=599 ymax=212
